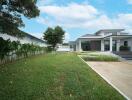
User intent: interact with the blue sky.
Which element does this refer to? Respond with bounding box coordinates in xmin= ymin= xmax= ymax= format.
xmin=21 ymin=0 xmax=132 ymax=42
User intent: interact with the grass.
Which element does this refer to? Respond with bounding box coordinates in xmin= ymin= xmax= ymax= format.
xmin=0 ymin=53 xmax=124 ymax=100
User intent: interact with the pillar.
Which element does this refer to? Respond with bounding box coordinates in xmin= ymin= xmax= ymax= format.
xmin=76 ymin=43 xmax=78 ymax=51
xmin=101 ymin=39 xmax=104 ymax=51
xmin=79 ymin=40 xmax=82 ymax=52
xmin=110 ymin=37 xmax=113 ymax=52
xmin=116 ymin=40 xmax=120 ymax=52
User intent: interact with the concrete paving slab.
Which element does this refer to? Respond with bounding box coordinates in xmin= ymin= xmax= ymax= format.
xmin=87 ymin=61 xmax=132 ymax=100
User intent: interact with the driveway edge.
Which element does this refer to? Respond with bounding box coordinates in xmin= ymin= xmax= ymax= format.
xmin=78 ymin=55 xmax=130 ymax=100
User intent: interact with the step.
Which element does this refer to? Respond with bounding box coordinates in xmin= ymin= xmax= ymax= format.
xmin=120 ymin=55 xmax=132 ymax=58
xmin=124 ymin=58 xmax=132 ymax=60
xmin=113 ymin=52 xmax=132 ymax=60
xmin=113 ymin=52 xmax=132 ymax=55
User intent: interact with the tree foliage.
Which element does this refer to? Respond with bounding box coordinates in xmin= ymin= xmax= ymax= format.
xmin=0 ymin=0 xmax=40 ymax=36
xmin=0 ymin=37 xmax=11 ymax=60
xmin=43 ymin=26 xmax=65 ymax=50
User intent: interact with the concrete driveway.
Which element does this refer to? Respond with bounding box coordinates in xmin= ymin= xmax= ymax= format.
xmin=87 ymin=61 xmax=132 ymax=100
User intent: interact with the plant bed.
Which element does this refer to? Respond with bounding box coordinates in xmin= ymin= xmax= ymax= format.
xmin=82 ymin=55 xmax=119 ymax=61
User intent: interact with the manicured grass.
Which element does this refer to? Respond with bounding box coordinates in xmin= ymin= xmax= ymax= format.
xmin=0 ymin=53 xmax=124 ymax=100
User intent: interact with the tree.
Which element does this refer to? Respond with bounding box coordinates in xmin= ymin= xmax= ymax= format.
xmin=0 ymin=37 xmax=11 ymax=60
xmin=0 ymin=0 xmax=40 ymax=36
xmin=43 ymin=26 xmax=65 ymax=50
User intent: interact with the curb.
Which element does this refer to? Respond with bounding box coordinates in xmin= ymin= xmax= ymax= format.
xmin=78 ymin=55 xmax=130 ymax=100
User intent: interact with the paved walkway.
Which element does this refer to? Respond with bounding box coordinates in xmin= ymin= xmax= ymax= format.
xmin=87 ymin=61 xmax=132 ymax=100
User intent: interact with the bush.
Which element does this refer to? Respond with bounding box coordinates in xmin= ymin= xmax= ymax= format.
xmin=119 ymin=46 xmax=130 ymax=51
xmin=46 ymin=46 xmax=54 ymax=52
xmin=82 ymin=55 xmax=119 ymax=61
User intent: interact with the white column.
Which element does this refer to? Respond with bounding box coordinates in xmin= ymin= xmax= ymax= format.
xmin=116 ymin=40 xmax=120 ymax=52
xmin=117 ymin=32 xmax=120 ymax=35
xmin=79 ymin=40 xmax=82 ymax=52
xmin=110 ymin=37 xmax=113 ymax=52
xmin=76 ymin=43 xmax=78 ymax=51
xmin=101 ymin=40 xmax=104 ymax=51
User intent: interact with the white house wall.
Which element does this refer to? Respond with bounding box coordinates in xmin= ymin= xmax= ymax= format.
xmin=0 ymin=33 xmax=47 ymax=47
xmin=0 ymin=33 xmax=18 ymax=41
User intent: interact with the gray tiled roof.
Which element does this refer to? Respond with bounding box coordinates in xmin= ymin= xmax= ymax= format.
xmin=95 ymin=29 xmax=125 ymax=35
xmin=81 ymin=34 xmax=96 ymax=37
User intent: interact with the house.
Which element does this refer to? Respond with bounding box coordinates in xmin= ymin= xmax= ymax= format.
xmin=57 ymin=43 xmax=70 ymax=52
xmin=0 ymin=32 xmax=47 ymax=47
xmin=69 ymin=29 xmax=132 ymax=52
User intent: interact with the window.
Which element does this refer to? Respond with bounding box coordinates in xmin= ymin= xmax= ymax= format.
xmin=124 ymin=41 xmax=128 ymax=46
xmin=104 ymin=40 xmax=110 ymax=51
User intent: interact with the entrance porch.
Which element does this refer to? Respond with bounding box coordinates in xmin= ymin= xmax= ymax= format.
xmin=76 ymin=36 xmax=132 ymax=52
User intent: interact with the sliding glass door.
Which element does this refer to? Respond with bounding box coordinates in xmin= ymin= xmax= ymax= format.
xmin=104 ymin=40 xmax=117 ymax=51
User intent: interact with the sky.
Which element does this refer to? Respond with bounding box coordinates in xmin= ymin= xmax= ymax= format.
xmin=21 ymin=0 xmax=132 ymax=42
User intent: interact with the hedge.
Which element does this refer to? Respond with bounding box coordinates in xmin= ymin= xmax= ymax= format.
xmin=0 ymin=37 xmax=47 ymax=64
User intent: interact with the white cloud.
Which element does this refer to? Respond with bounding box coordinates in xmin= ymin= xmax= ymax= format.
xmin=127 ymin=0 xmax=132 ymax=4
xmin=36 ymin=17 xmax=50 ymax=25
xmin=37 ymin=3 xmax=132 ymax=32
xmin=39 ymin=3 xmax=98 ymax=21
xmin=117 ymin=14 xmax=132 ymax=25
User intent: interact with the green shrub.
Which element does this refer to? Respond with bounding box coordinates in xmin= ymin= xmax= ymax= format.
xmin=82 ymin=55 xmax=119 ymax=61
xmin=120 ymin=45 xmax=130 ymax=51
xmin=46 ymin=46 xmax=54 ymax=52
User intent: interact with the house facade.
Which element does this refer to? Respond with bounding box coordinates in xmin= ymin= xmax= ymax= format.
xmin=57 ymin=43 xmax=70 ymax=52
xmin=70 ymin=29 xmax=132 ymax=52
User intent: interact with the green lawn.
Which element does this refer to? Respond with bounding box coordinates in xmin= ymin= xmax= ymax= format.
xmin=0 ymin=53 xmax=125 ymax=100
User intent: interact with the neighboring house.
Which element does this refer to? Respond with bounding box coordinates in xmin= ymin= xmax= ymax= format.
xmin=70 ymin=29 xmax=132 ymax=52
xmin=57 ymin=43 xmax=70 ymax=52
xmin=0 ymin=32 xmax=47 ymax=47
xmin=69 ymin=41 xmax=76 ymax=51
